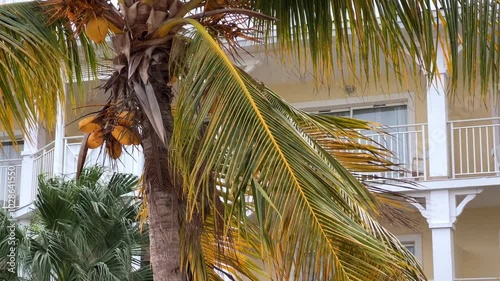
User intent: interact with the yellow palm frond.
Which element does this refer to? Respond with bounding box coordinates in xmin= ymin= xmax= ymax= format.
xmin=169 ymin=24 xmax=425 ymax=280
xmin=0 ymin=2 xmax=99 ymax=140
xmin=251 ymin=0 xmax=500 ymax=98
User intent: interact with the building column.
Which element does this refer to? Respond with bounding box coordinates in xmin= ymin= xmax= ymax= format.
xmin=431 ymin=227 xmax=455 ymax=281
xmin=428 ymin=190 xmax=455 ymax=281
xmin=53 ymin=98 xmax=65 ymax=175
xmin=18 ymin=122 xmax=44 ymax=208
xmin=426 ymin=44 xmax=449 ymax=178
xmin=411 ymin=188 xmax=482 ymax=281
xmin=133 ymin=147 xmax=144 ymax=176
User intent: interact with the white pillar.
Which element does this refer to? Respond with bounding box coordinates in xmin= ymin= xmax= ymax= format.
xmin=134 ymin=147 xmax=144 ymax=176
xmin=18 ymin=122 xmax=42 ymax=208
xmin=18 ymin=156 xmax=34 ymax=208
xmin=426 ymin=45 xmax=449 ymax=178
xmin=427 ymin=190 xmax=455 ymax=281
xmin=53 ymin=98 xmax=65 ymax=175
xmin=411 ymin=188 xmax=482 ymax=281
xmin=21 ymin=123 xmax=41 ymax=155
xmin=431 ymin=227 xmax=455 ymax=281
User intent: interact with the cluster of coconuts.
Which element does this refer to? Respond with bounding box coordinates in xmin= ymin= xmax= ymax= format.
xmin=84 ymin=16 xmax=122 ymax=44
xmin=78 ymin=112 xmax=140 ymax=159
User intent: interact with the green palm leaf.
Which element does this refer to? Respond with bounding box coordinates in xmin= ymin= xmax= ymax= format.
xmin=251 ymin=0 xmax=500 ymax=98
xmin=26 ymin=167 xmax=152 ymax=281
xmin=0 ymin=1 xmax=98 ymax=141
xmin=169 ymin=24 xmax=424 ymax=280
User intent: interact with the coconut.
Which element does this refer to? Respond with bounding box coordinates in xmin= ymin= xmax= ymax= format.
xmin=87 ymin=130 xmax=105 ymax=149
xmin=85 ymin=17 xmax=108 ymax=44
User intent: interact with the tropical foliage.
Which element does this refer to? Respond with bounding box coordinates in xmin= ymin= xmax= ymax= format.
xmin=0 ymin=167 xmax=152 ymax=281
xmin=1 ymin=0 xmax=497 ymax=280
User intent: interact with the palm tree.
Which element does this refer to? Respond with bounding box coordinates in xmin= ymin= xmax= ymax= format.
xmin=0 ymin=166 xmax=152 ymax=280
xmin=1 ymin=0 xmax=495 ymax=280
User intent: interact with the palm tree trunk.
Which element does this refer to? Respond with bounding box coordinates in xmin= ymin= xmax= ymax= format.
xmin=146 ymin=175 xmax=181 ymax=281
xmin=141 ymin=55 xmax=182 ymax=281
xmin=143 ymin=159 xmax=181 ymax=281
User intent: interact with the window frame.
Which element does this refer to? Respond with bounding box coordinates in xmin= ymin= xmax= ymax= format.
xmin=291 ymin=92 xmax=415 ymax=126
xmin=294 ymin=93 xmax=426 ymax=179
xmin=0 ymin=140 xmax=24 ymax=161
xmin=397 ymin=234 xmax=423 ymax=262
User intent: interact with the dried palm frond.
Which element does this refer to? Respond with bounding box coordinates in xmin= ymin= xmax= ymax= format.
xmin=40 ymin=0 xmax=123 ymax=36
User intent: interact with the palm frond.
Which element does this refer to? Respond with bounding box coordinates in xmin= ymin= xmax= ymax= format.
xmin=250 ymin=0 xmax=430 ymax=85
xmin=249 ymin=0 xmax=500 ymax=98
xmin=27 ymin=167 xmax=151 ymax=280
xmin=169 ymin=24 xmax=424 ymax=280
xmin=0 ymin=1 xmax=99 ymax=142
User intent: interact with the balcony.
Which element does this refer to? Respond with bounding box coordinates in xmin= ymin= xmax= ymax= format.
xmin=3 ymin=116 xmax=500 ymax=212
xmin=449 ymin=117 xmax=500 ymax=178
xmin=354 ymin=117 xmax=500 ymax=181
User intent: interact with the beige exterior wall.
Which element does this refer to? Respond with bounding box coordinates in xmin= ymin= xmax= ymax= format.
xmin=386 ymin=205 xmax=500 ymax=280
xmin=384 ymin=210 xmax=434 ymax=280
xmin=249 ymin=50 xmax=497 ymax=122
xmin=455 ymin=206 xmax=500 ymax=278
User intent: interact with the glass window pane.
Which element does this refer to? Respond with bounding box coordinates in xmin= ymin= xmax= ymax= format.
xmin=0 ymin=141 xmax=23 ymax=160
xmin=320 ymin=110 xmax=350 ymax=117
xmin=352 ymin=105 xmax=407 ymax=126
xmin=404 ymin=244 xmax=416 ymax=255
xmin=353 ymin=105 xmax=409 ymax=176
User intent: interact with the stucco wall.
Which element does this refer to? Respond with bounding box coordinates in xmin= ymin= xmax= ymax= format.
xmin=385 ymin=205 xmax=500 ymax=280
xmin=455 ymin=206 xmax=500 ymax=279
xmin=384 ymin=210 xmax=434 ymax=280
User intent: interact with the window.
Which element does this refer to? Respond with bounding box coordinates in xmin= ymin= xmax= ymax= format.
xmin=0 ymin=141 xmax=23 ymax=160
xmin=319 ymin=104 xmax=411 ymax=178
xmin=403 ymin=242 xmax=416 ymax=255
xmin=0 ymin=141 xmax=22 ymax=208
xmin=320 ymin=104 xmax=408 ymax=128
xmin=397 ymin=234 xmax=423 ymax=262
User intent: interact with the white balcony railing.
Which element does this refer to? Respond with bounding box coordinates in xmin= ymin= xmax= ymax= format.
xmin=0 ymin=159 xmax=22 ymax=208
xmin=42 ymin=129 xmax=428 ymax=185
xmin=0 ymin=136 xmax=143 ymax=211
xmin=357 ymin=117 xmax=500 ymax=180
xmin=63 ymin=136 xmax=84 ymax=175
xmin=31 ymin=141 xmax=55 ymax=198
xmin=450 ymin=117 xmax=500 ymax=178
xmin=15 ymin=116 xmax=500 ymax=208
xmin=358 ymin=123 xmax=428 ymax=181
xmin=62 ymin=136 xmax=111 ymax=175
xmin=28 ymin=136 xmax=144 ymax=179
